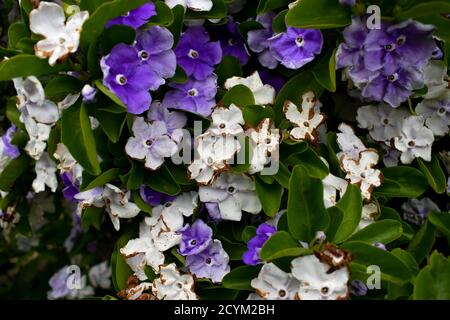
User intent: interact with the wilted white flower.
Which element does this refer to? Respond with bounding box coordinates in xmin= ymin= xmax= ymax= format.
xmin=291 ymin=254 xmax=350 ymax=300
xmin=165 ymin=0 xmax=213 ymax=12
xmin=394 ymin=116 xmax=434 ymax=164
xmin=336 ymin=123 xmax=367 ymax=161
xmin=209 ymin=104 xmax=245 ymax=136
xmin=29 ymin=2 xmax=89 ymax=65
xmin=416 ymin=91 xmax=450 ymax=136
xmin=118 ymin=280 xmax=153 ymax=300
xmin=102 ymin=184 xmax=140 ymax=231
xmin=74 ymin=187 xmax=105 ymax=215
xmin=340 ymin=150 xmax=383 ymax=201
xmin=144 ymin=191 xmax=198 ymax=251
xmin=32 ymin=152 xmax=58 ymax=193
xmin=357 ymin=202 xmax=380 ymax=231
xmin=322 ymin=173 xmax=348 ymax=208
xmin=246 ymin=118 xmax=281 ymax=174
xmin=13 ymin=76 xmax=45 ymax=109
xmin=199 ymin=172 xmax=261 ymax=221
xmin=152 ymin=263 xmax=197 ymax=300
xmin=88 ymin=261 xmax=111 ymax=289
xmin=284 ymin=92 xmax=325 ymax=143
xmin=250 ymin=263 xmax=299 ymax=300
xmin=356 ymin=104 xmax=409 ymax=142
xmin=224 ymin=72 xmax=276 ymax=105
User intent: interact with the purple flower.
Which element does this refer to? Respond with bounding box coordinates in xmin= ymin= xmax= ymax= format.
xmin=135 ymin=26 xmax=177 ymax=89
xmin=101 ymin=44 xmax=153 ymax=114
xmin=162 ymin=74 xmax=218 ymax=116
xmin=1 ymin=125 xmax=20 ymax=159
xmin=61 ymin=172 xmax=79 ymax=202
xmin=361 ymin=66 xmax=423 ymax=107
xmin=147 ymin=101 xmax=187 ymax=136
xmin=48 ymin=266 xmax=70 ymax=299
xmin=269 ymin=27 xmax=323 ymax=69
xmin=140 ymin=185 xmax=176 ymax=206
xmin=175 ymin=27 xmax=222 ymax=80
xmin=364 ymin=20 xmax=436 ymax=74
xmin=125 ymin=117 xmax=178 ymax=170
xmin=106 ymin=3 xmax=156 ymax=29
xmin=339 ymin=0 xmax=356 ymax=6
xmin=64 ymin=211 xmax=82 ymax=252
xmin=243 ymin=223 xmax=276 ymax=266
xmin=349 ymin=280 xmax=368 ymax=296
xmin=178 ymin=219 xmax=213 ymax=256
xmin=216 ymin=17 xmax=250 ymax=65
xmin=185 ymin=239 xmax=230 ymax=283
xmin=205 ymin=202 xmax=222 ymax=223
xmin=258 ymin=69 xmax=285 ymax=92
xmin=247 ymin=12 xmax=278 ymax=69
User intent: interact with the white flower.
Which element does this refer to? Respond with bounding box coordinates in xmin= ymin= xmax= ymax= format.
xmin=322 ymin=173 xmax=348 ymax=208
xmin=209 ymin=104 xmax=245 ymax=136
xmin=32 ymin=152 xmax=58 ymax=193
xmin=188 ymin=132 xmax=241 ymax=184
xmin=416 ymin=91 xmax=450 ymax=136
xmin=340 ymin=150 xmax=383 ymax=201
xmin=357 ymin=202 xmax=379 ymax=231
xmin=284 ymin=92 xmax=325 ymax=143
xmin=336 ymin=123 xmax=367 ymax=160
xmin=29 ymin=2 xmax=89 ymax=65
xmin=165 ymin=0 xmax=213 ymax=12
xmin=144 ymin=191 xmax=198 ymax=251
xmin=152 ymin=263 xmax=197 ymax=300
xmin=74 ymin=187 xmax=105 ymax=214
xmin=58 ymin=93 xmax=80 ymax=111
xmin=250 ymin=263 xmax=299 ymax=300
xmin=356 ymin=104 xmax=409 ymax=142
xmin=394 ymin=116 xmax=434 ymax=164
xmin=13 ymin=76 xmax=45 ymax=109
xmin=121 ymin=236 xmax=165 ymax=281
xmin=224 ymin=72 xmax=276 ymax=105
xmin=199 ymin=172 xmax=261 ymax=221
xmin=102 ymin=184 xmax=140 ymax=231
xmin=291 ymin=255 xmax=350 ymax=300
xmin=246 ymin=118 xmax=281 ymax=174
xmin=88 ymin=261 xmax=111 ymax=289
xmin=423 ymin=60 xmax=449 ymax=99
xmin=119 ymin=280 xmax=153 ymax=300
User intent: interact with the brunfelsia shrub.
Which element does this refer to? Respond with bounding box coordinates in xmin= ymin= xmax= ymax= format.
xmin=0 ymin=0 xmax=449 ymax=300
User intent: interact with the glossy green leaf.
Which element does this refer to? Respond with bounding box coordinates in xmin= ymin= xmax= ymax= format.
xmin=312 ymin=49 xmax=337 ymax=92
xmin=428 ymin=211 xmax=450 ymax=239
xmin=260 ymin=231 xmax=311 ymax=261
xmin=407 ymin=221 xmax=436 ymax=264
xmin=286 ymin=147 xmax=329 ymax=179
xmin=222 ymin=84 xmax=255 ymax=107
xmin=332 ymin=184 xmax=362 ymax=243
xmin=242 ymin=105 xmax=275 ymax=127
xmin=81 ymin=206 xmax=104 ymax=230
xmin=100 ymin=24 xmax=135 ymax=54
xmin=255 ymin=177 xmax=284 ymax=217
xmin=347 ymin=220 xmax=403 ymax=245
xmin=0 ymin=155 xmax=29 ymax=191
xmin=81 ymin=168 xmax=123 ymax=191
xmin=374 ymin=166 xmax=428 ymax=198
xmin=413 ymin=251 xmax=450 ymax=300
xmin=222 ymin=265 xmax=261 ymax=291
xmin=417 ymin=156 xmax=447 ymax=194
xmin=144 ymin=164 xmax=181 ymax=196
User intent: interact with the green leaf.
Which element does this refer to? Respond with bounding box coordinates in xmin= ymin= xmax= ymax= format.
xmin=242 ymin=105 xmax=275 ymax=127
xmin=395 ymin=2 xmax=450 ymax=19
xmin=81 ymin=206 xmax=104 ymax=230
xmin=272 ymin=10 xmax=287 ymax=33
xmin=147 ymin=1 xmax=174 ymax=26
xmin=95 ymin=79 xmax=127 ymax=109
xmin=342 ymin=241 xmax=412 ymax=286
xmin=347 ymin=220 xmax=403 ymax=245
xmin=428 ymin=211 xmax=450 ymax=238
xmin=417 ymin=156 xmax=447 ymax=194
xmin=81 ymin=168 xmax=123 ymax=191
xmin=312 ymin=49 xmax=337 ymax=92
xmin=93 ymin=109 xmax=127 ymax=143
xmin=132 ymin=190 xmax=152 ymax=215
xmin=0 ymin=54 xmax=70 ymax=81
xmin=260 ymin=231 xmax=311 ymax=261
xmin=8 ymin=22 xmax=30 ymax=49
xmin=0 ymin=155 xmax=30 ymax=191
xmin=170 ymin=65 xmax=188 ymax=83
xmin=417 ymin=14 xmax=450 ymax=45
xmin=45 ymin=75 xmax=84 ymax=99
xmin=6 ymin=97 xmax=25 ymax=130
xmin=273 ymin=162 xmax=291 ymax=189
xmin=222 ymin=84 xmax=255 ymax=107
xmin=222 ymin=265 xmax=261 ymax=291
xmin=286 ymin=147 xmax=329 ymax=179
xmin=325 ymin=206 xmax=344 ymax=241
xmin=167 ymin=5 xmax=185 ymax=45
xmin=144 ymin=164 xmax=181 ymax=196
xmin=241 ymin=226 xmax=256 ymax=243
xmin=285 ymin=0 xmax=351 ymax=29
xmin=374 ymin=166 xmax=428 ymax=198
xmin=255 ymin=177 xmax=284 ymax=217
xmin=61 ymin=103 xmax=101 ymax=175
xmin=215 ymin=55 xmax=243 ymax=86
xmin=79 ymin=0 xmax=151 ymax=50
xmin=407 ymin=221 xmax=436 ymax=264
xmin=111 ymin=228 xmax=136 ymax=291
xmin=288 ymin=166 xmax=329 ymax=241
xmin=330 ymin=184 xmax=362 ymax=243
xmin=257 ymin=0 xmax=292 ymax=14
xmin=100 ymin=24 xmax=135 ymax=54
xmin=413 ymin=251 xmax=450 ymax=300
xmin=216 ymin=236 xmax=247 ymax=260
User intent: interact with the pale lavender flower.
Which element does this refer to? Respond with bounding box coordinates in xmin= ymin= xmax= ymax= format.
xmin=247 ymin=12 xmax=278 ymax=69
xmin=106 ymin=3 xmax=156 ymax=29
xmin=178 ymin=219 xmax=213 ymax=256
xmin=1 ymin=125 xmax=20 ymax=159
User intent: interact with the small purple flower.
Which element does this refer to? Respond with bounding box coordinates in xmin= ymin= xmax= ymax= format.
xmin=373 ymin=242 xmax=386 ymax=250
xmin=361 ymin=66 xmax=423 ymax=107
xmin=48 ymin=266 xmax=70 ymax=299
xmin=147 ymin=101 xmax=187 ymax=136
xmin=125 ymin=117 xmax=178 ymax=170
xmin=402 ymin=198 xmax=440 ymax=226
xmin=247 ymin=12 xmax=278 ymax=69
xmin=364 ymin=20 xmax=436 ymax=74
xmin=216 ymin=17 xmax=250 ymax=65
xmin=175 ymin=27 xmax=222 ymax=80
xmin=243 ymin=223 xmax=276 ymax=266
xmin=140 ymin=185 xmax=176 ymax=206
xmin=135 ymin=26 xmax=177 ymax=89
xmin=339 ymin=0 xmax=356 ymax=6
xmin=178 ymin=219 xmax=213 ymax=256
xmin=101 ymin=44 xmax=153 ymax=114
xmin=162 ymin=74 xmax=218 ymax=116
xmin=106 ymin=3 xmax=156 ymax=29
xmin=258 ymin=69 xmax=285 ymax=92
xmin=205 ymin=202 xmax=222 ymax=223
xmin=269 ymin=27 xmax=323 ymax=70
xmin=186 ymin=239 xmax=230 ymax=283
xmin=349 ymin=280 xmax=368 ymax=296
xmin=61 ymin=172 xmax=79 ymax=202
xmin=2 ymin=125 xmax=20 ymax=159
